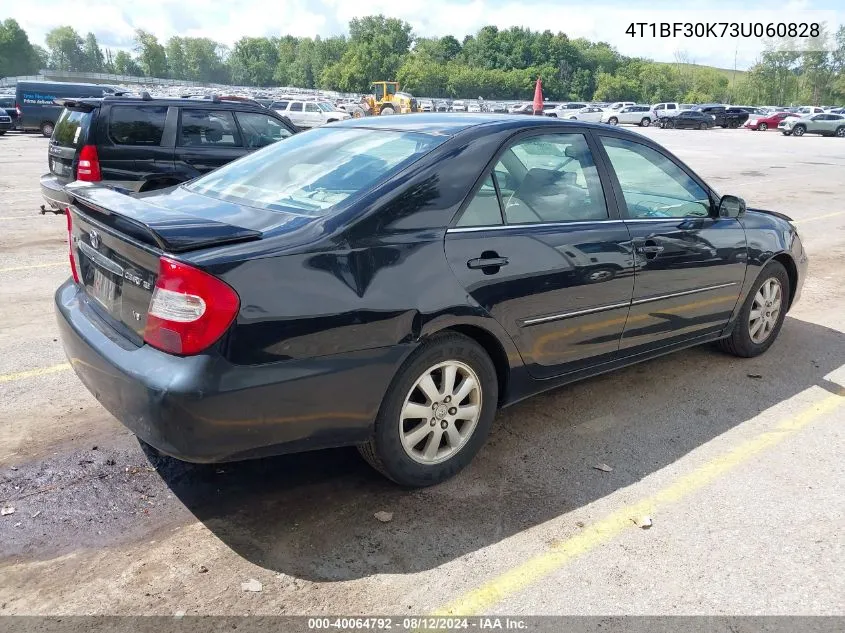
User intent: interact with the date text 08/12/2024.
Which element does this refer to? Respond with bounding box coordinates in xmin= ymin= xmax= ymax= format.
xmin=625 ymin=22 xmax=820 ymax=38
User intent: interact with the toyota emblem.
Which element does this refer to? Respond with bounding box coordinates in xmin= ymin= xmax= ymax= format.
xmin=89 ymin=230 xmax=100 ymax=249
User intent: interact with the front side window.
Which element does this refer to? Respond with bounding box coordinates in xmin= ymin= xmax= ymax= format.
xmin=187 ymin=128 xmax=446 ymax=216
xmin=179 ymin=109 xmax=241 ymax=147
xmin=600 ymin=136 xmax=711 ymax=219
xmin=289 ymin=102 xmax=303 ymax=112
xmin=236 ymin=112 xmax=293 ymax=149
xmin=108 ymin=105 xmax=167 ymax=146
xmin=306 ymin=103 xmax=319 ymax=113
xmin=458 ymin=133 xmax=608 ymax=225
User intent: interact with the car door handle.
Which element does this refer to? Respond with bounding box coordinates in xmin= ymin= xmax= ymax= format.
xmin=467 ymin=253 xmax=509 ymax=271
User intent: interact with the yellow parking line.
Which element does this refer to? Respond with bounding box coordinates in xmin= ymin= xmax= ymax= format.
xmin=793 ymin=211 xmax=844 ymax=224
xmin=434 ymin=389 xmax=844 ymax=616
xmin=0 ymin=262 xmax=65 ymax=273
xmin=0 ymin=362 xmax=71 ymax=384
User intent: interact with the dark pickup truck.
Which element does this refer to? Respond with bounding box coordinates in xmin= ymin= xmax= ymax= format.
xmin=696 ymin=105 xmax=750 ymax=128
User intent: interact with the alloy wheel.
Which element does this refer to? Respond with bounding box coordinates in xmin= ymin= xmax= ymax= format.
xmin=793 ymin=126 xmax=805 ymax=136
xmin=399 ymin=360 xmax=482 ymax=465
xmin=759 ymin=123 xmax=768 ymax=131
xmin=749 ymin=278 xmax=783 ymax=344
xmin=836 ymin=127 xmax=845 ymax=137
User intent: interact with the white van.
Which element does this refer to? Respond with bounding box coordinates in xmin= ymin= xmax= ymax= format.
xmin=652 ymin=102 xmax=681 ymax=118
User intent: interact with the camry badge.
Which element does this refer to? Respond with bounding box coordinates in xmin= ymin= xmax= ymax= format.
xmin=89 ymin=230 xmax=100 ymax=249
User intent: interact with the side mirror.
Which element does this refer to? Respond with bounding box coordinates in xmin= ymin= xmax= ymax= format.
xmin=719 ymin=194 xmax=746 ymax=218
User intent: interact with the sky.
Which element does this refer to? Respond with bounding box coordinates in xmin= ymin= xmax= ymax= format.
xmin=5 ymin=0 xmax=844 ymax=70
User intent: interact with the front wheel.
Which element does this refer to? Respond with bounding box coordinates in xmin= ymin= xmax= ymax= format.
xmin=379 ymin=106 xmax=395 ymax=116
xmin=358 ymin=333 xmax=498 ymax=487
xmin=699 ymin=122 xmax=707 ymax=130
xmin=640 ymin=117 xmax=650 ymax=127
xmin=792 ymin=125 xmax=805 ymax=137
xmin=782 ymin=130 xmax=792 ymax=136
xmin=759 ymin=122 xmax=768 ymax=131
xmin=608 ymin=117 xmax=618 ymax=125
xmin=718 ymin=261 xmax=789 ymax=358
xmin=835 ymin=126 xmax=845 ymax=137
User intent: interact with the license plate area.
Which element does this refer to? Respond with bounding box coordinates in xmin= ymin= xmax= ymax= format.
xmin=91 ymin=267 xmax=119 ymax=311
xmin=50 ymin=157 xmax=72 ymax=178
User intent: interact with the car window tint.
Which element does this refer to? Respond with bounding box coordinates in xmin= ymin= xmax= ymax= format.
xmin=272 ymin=101 xmax=288 ymax=110
xmin=455 ymin=175 xmax=503 ymax=227
xmin=179 ymin=109 xmax=241 ymax=147
xmin=494 ymin=134 xmax=608 ymax=224
xmin=289 ymin=102 xmax=303 ymax=112
xmin=306 ymin=103 xmax=319 ymax=113
xmin=236 ymin=112 xmax=292 ymax=149
xmin=667 ymin=104 xmax=676 ymax=110
xmin=108 ymin=106 xmax=167 ymax=146
xmin=600 ymin=136 xmax=710 ymax=219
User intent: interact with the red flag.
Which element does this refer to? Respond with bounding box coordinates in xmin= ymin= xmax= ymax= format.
xmin=533 ymin=77 xmax=544 ymax=115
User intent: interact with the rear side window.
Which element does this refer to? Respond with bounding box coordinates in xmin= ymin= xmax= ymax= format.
xmin=108 ymin=106 xmax=167 ymax=146
xmin=53 ymin=108 xmax=93 ymax=148
xmin=179 ymin=109 xmax=241 ymax=147
xmin=271 ymin=101 xmax=288 ymax=110
xmin=289 ymin=102 xmax=303 ymax=112
xmin=236 ymin=112 xmax=293 ymax=149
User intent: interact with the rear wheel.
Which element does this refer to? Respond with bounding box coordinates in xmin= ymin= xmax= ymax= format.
xmin=718 ymin=261 xmax=789 ymax=358
xmin=0 ymin=131 xmax=6 ymax=136
xmin=792 ymin=125 xmax=805 ymax=137
xmin=358 ymin=333 xmax=498 ymax=487
xmin=759 ymin=122 xmax=768 ymax=131
xmin=380 ymin=106 xmax=395 ymax=116
xmin=835 ymin=126 xmax=845 ymax=137
xmin=699 ymin=122 xmax=706 ymax=130
xmin=640 ymin=117 xmax=651 ymax=127
xmin=40 ymin=121 xmax=54 ymax=137
xmin=667 ymin=120 xmax=675 ymax=129
xmin=782 ymin=130 xmax=792 ymax=136
xmin=608 ymin=117 xmax=618 ymax=125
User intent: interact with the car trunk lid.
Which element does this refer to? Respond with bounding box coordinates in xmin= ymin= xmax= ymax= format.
xmin=65 ymin=182 xmax=305 ymax=342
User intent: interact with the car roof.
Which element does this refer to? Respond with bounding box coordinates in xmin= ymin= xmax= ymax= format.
xmin=58 ymin=96 xmax=270 ymax=111
xmin=331 ymin=113 xmax=633 ymax=137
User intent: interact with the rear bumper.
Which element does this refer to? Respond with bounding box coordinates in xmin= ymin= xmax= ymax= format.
xmin=41 ymin=173 xmax=72 ymax=210
xmin=55 ymin=280 xmax=414 ymax=462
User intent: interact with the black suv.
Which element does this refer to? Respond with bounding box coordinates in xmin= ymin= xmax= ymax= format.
xmin=41 ymin=94 xmax=297 ymax=211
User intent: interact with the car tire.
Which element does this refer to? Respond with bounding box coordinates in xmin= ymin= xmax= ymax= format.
xmin=380 ymin=106 xmax=395 ymax=116
xmin=759 ymin=122 xmax=768 ymax=131
xmin=358 ymin=332 xmax=498 ymax=487
xmin=608 ymin=117 xmax=618 ymax=125
xmin=718 ymin=260 xmax=790 ymax=358
xmin=835 ymin=126 xmax=845 ymax=137
xmin=782 ymin=130 xmax=792 ymax=136
xmin=40 ymin=121 xmax=54 ymax=137
xmin=0 ymin=131 xmax=6 ymax=136
xmin=640 ymin=117 xmax=650 ymax=127
xmin=699 ymin=123 xmax=706 ymax=130
xmin=667 ymin=120 xmax=675 ymax=129
xmin=792 ymin=125 xmax=805 ymax=137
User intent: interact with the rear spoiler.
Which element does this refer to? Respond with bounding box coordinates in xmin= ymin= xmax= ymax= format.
xmin=64 ymin=182 xmax=262 ymax=253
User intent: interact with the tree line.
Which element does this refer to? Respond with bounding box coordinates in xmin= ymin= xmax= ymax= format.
xmin=1 ymin=16 xmax=843 ymax=105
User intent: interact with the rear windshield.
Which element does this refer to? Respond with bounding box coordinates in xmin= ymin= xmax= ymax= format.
xmin=53 ymin=108 xmax=93 ymax=147
xmin=187 ymin=127 xmax=446 ymax=216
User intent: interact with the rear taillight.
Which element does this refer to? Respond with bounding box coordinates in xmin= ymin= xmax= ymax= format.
xmin=15 ymin=103 xmax=21 ymax=116
xmin=76 ymin=145 xmax=101 ymax=181
xmin=66 ymin=210 xmax=80 ymax=283
xmin=144 ymin=257 xmax=239 ymax=355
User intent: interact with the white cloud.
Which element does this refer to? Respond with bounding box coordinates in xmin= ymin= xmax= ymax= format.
xmin=7 ymin=0 xmax=843 ymax=69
